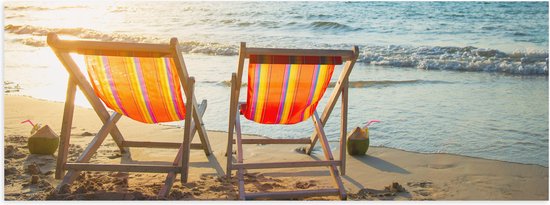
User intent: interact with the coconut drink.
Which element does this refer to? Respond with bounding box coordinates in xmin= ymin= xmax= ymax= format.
xmin=22 ymin=120 xmax=59 ymax=155
xmin=347 ymin=120 xmax=380 ymax=156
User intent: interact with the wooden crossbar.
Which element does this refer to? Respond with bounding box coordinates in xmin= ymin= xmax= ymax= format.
xmin=121 ymin=141 xmax=203 ymax=149
xmin=244 ymin=188 xmax=340 ymax=200
xmin=65 ymin=163 xmax=180 ymax=173
xmin=232 ymin=138 xmax=311 ymax=144
xmin=47 ymin=33 xmax=172 ymax=56
xmin=245 ymin=47 xmax=355 ymax=61
xmin=232 ymin=160 xmax=340 ymax=170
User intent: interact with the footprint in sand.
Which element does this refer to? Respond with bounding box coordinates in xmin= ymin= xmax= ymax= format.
xmin=208 ymin=185 xmax=226 ymax=192
xmin=295 ymin=180 xmax=316 ymax=189
xmin=260 ymin=182 xmax=285 ymax=191
xmin=407 ymin=181 xmax=434 ymax=198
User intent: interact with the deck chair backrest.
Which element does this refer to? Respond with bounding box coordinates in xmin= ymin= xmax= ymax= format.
xmin=47 ymin=34 xmax=193 ymax=124
xmin=86 ymin=54 xmax=186 ymax=123
xmin=243 ymin=55 xmax=343 ymax=124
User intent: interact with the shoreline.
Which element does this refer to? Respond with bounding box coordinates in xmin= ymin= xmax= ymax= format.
xmin=4 ymin=95 xmax=548 ymax=200
xmin=4 ymin=93 xmax=548 ymax=168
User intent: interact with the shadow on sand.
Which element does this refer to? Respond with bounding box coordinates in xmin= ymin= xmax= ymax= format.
xmin=351 ymin=155 xmax=410 ymax=174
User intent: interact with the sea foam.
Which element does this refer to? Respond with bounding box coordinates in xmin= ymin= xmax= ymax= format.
xmin=5 ymin=24 xmax=548 ymax=75
xmin=362 ymin=45 xmax=548 ymax=75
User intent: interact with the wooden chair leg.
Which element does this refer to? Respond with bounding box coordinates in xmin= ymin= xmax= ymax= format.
xmin=237 ymin=168 xmax=246 ymax=200
xmin=235 ymin=113 xmax=246 ymax=200
xmin=181 ymin=99 xmax=209 ymax=156
xmin=57 ymin=113 xmax=122 ymax=188
xmin=226 ymin=73 xmax=238 ymax=178
xmin=192 ymin=99 xmax=212 ymax=156
xmin=159 ymin=144 xmax=184 ymax=197
xmin=56 ymin=78 xmax=76 ymax=179
xmin=340 ymin=82 xmax=348 ymax=176
xmin=194 ymin=99 xmax=211 ymax=156
xmin=180 ymin=135 xmax=192 ymax=183
xmin=226 ymin=130 xmax=234 ymax=178
xmin=312 ymin=112 xmax=347 ymax=200
xmin=159 ymin=101 xmax=207 ymax=197
xmin=235 ymin=111 xmax=244 ymax=165
xmin=181 ymin=77 xmax=195 ymax=183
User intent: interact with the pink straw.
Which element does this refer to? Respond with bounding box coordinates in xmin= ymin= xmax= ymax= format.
xmin=363 ymin=120 xmax=381 ymax=129
xmin=21 ymin=119 xmax=35 ymax=127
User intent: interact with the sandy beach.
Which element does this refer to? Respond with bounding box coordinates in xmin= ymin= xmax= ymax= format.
xmin=2 ymin=95 xmax=548 ymax=200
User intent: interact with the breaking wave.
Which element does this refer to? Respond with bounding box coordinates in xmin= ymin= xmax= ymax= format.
xmin=361 ymin=45 xmax=548 ymax=75
xmin=4 ymin=24 xmax=158 ymax=43
xmin=5 ymin=24 xmax=548 ymax=75
xmin=308 ymin=21 xmax=359 ymax=31
xmin=4 ymin=24 xmax=238 ymax=56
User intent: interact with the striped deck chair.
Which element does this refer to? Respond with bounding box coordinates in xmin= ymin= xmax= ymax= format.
xmin=227 ymin=43 xmax=359 ymax=200
xmin=47 ymin=33 xmax=212 ymax=197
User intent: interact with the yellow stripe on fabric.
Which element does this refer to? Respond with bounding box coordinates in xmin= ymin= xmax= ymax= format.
xmin=253 ymin=64 xmax=270 ymax=122
xmin=156 ymin=58 xmax=179 ymax=121
xmin=95 ymin=56 xmax=125 ymax=114
xmin=279 ymin=64 xmax=300 ymax=124
xmin=312 ymin=65 xmax=328 ymax=102
xmin=126 ymin=57 xmax=154 ymax=123
xmin=304 ymin=65 xmax=330 ymax=118
xmin=312 ymin=65 xmax=329 ymax=103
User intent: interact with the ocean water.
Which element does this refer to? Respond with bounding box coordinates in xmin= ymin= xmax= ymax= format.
xmin=3 ymin=1 xmax=549 ymax=166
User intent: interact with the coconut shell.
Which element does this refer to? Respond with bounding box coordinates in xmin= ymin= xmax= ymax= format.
xmin=28 ymin=125 xmax=59 ymax=155
xmin=347 ymin=127 xmax=369 ymax=155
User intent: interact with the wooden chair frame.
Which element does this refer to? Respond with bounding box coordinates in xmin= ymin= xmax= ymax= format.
xmin=226 ymin=42 xmax=359 ymax=200
xmin=47 ymin=33 xmax=212 ymax=197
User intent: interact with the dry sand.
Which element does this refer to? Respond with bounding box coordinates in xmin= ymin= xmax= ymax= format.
xmin=3 ymin=95 xmax=548 ymax=200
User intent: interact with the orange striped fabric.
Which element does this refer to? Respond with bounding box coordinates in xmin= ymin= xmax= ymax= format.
xmin=242 ymin=55 xmax=342 ymax=124
xmin=85 ymin=55 xmax=186 ymax=124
